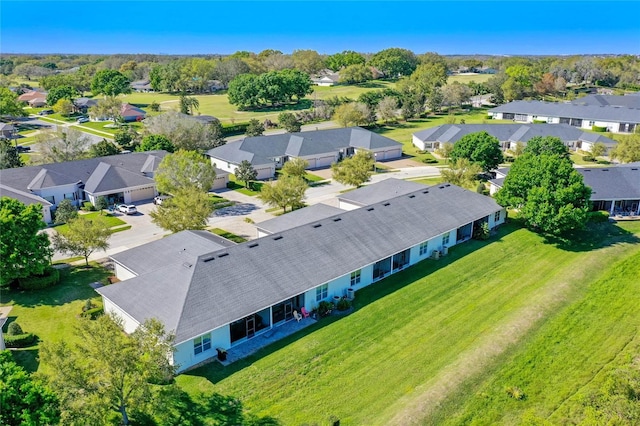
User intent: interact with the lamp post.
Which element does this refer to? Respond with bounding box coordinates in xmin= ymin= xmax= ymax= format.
xmin=373 ymin=152 xmax=378 ymax=173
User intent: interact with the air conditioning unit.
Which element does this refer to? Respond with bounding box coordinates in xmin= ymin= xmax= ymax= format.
xmin=432 ymin=250 xmax=440 ymax=260
xmin=442 ymin=246 xmax=449 ymax=256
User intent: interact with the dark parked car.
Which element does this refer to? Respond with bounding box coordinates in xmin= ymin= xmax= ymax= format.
xmin=38 ymin=109 xmax=54 ymax=116
xmin=16 ymin=145 xmax=31 ymax=153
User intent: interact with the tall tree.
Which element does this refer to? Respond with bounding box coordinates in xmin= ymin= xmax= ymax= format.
xmin=496 ymin=153 xmax=592 ymax=235
xmin=259 ymin=175 xmax=308 ymax=213
xmin=0 ymin=86 xmax=27 ymax=117
xmin=52 ymin=216 xmax=111 ymax=266
xmin=339 ymin=64 xmax=373 ymax=84
xmin=440 ymin=158 xmax=482 ymax=189
xmin=89 ymin=139 xmax=121 ymax=157
xmin=53 ymin=199 xmax=78 ymax=224
xmin=524 ymin=135 xmax=570 ymax=158
xmin=333 ymin=102 xmax=366 ymax=127
xmin=245 ymin=118 xmax=265 ymax=136
xmin=37 ymin=128 xmax=90 ymax=163
xmin=137 ymin=134 xmax=175 ymax=153
xmin=278 ymin=112 xmax=302 ymax=133
xmin=40 ymin=316 xmax=175 ymax=426
xmin=52 ymin=98 xmax=74 ymax=116
xmin=291 ymin=49 xmax=324 ymax=74
xmin=368 ymin=48 xmax=419 ymax=78
xmin=331 ymin=150 xmax=374 ymax=187
xmin=91 ymin=69 xmax=131 ymax=96
xmin=143 ymin=111 xmax=220 ymax=152
xmin=150 ymin=187 xmax=214 ymax=233
xmin=155 ymin=150 xmax=216 ymax=194
xmin=89 ymin=96 xmax=122 ymax=122
xmin=590 ymin=141 xmax=607 ymax=158
xmin=213 ymin=57 xmax=252 ymax=88
xmin=376 ymin=96 xmax=399 ymax=123
xmin=0 ymin=197 xmax=53 ymax=287
xmin=179 ymin=94 xmax=200 ymax=115
xmin=281 ymin=157 xmax=309 ymax=178
xmin=0 ymin=139 xmax=23 ymax=169
xmin=46 ymin=85 xmax=77 ymax=106
xmin=610 ymin=133 xmax=640 ymax=163
xmin=0 ymin=351 xmax=60 ymax=425
xmin=234 ymin=160 xmax=258 ymax=189
xmin=325 ymin=50 xmax=366 ymax=71
xmin=449 ymin=131 xmax=504 ymax=172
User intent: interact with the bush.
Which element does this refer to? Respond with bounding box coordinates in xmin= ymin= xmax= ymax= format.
xmin=7 ymin=322 xmax=23 ymax=336
xmin=597 ymin=160 xmax=610 ymax=165
xmin=592 ymin=125 xmax=607 ymax=132
xmin=317 ymin=301 xmax=334 ymax=317
xmin=533 ymin=119 xmax=546 ymax=124
xmin=4 ymin=333 xmax=36 ymax=348
xmin=18 ymin=267 xmax=60 ymax=290
xmin=582 ymin=155 xmax=596 ymax=162
xmin=505 ymin=386 xmax=526 ymax=400
xmin=473 ymin=221 xmax=490 ymax=240
xmin=81 ymin=307 xmax=104 ymax=320
xmin=336 ymin=298 xmax=351 ymax=311
xmin=149 ymin=101 xmax=160 ymax=112
xmin=422 ymin=158 xmax=438 ymax=164
xmin=589 ymin=211 xmax=611 ymax=223
xmin=81 ymin=201 xmax=96 ymax=211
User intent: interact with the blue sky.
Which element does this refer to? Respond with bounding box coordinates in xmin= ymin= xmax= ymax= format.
xmin=2 ymin=1 xmax=639 ymax=55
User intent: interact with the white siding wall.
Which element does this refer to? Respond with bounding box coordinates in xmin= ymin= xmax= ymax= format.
xmin=103 ymin=298 xmax=140 ymax=334
xmin=114 ymin=263 xmax=137 ymax=281
xmin=211 ymin=158 xmax=276 ymax=180
xmin=412 ymin=135 xmax=427 ymax=151
xmin=173 ymin=326 xmax=230 ymax=372
xmin=488 ymin=209 xmax=506 ymax=228
xmin=212 ymin=174 xmax=229 ymax=190
xmin=33 ymin=183 xmax=82 ymax=208
xmin=42 ymin=205 xmax=52 ymax=223
xmin=337 ymin=200 xmax=362 ymax=211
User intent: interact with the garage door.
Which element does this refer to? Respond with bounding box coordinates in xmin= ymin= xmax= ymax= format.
xmin=128 ymin=186 xmax=156 ymax=203
xmin=255 ymin=167 xmax=274 ymax=180
xmin=315 ymin=156 xmax=336 ymax=168
xmin=383 ymin=149 xmax=402 ymax=160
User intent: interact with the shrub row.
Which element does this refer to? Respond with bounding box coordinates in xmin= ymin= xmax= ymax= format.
xmin=3 ymin=333 xmax=36 ymax=348
xmin=81 ymin=307 xmax=104 ymax=320
xmin=422 ymin=158 xmax=438 ymax=164
xmin=81 ymin=201 xmax=96 ymax=211
xmin=592 ymin=125 xmax=607 ymax=132
xmin=221 ymin=123 xmax=249 ymax=136
xmin=582 ymin=155 xmax=596 ymax=162
xmin=18 ymin=267 xmax=60 ymax=290
xmin=532 ymin=119 xmax=547 ymax=124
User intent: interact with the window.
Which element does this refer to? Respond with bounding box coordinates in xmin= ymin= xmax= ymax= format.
xmin=350 ymin=270 xmax=361 ymax=286
xmin=419 ymin=241 xmax=429 ymax=256
xmin=316 ymin=284 xmax=328 ymax=302
xmin=588 ymin=121 xmax=595 ymax=127
xmin=442 ymin=233 xmax=450 ymax=247
xmin=194 ymin=333 xmax=211 ymax=355
xmin=494 ymin=211 xmax=501 ymax=222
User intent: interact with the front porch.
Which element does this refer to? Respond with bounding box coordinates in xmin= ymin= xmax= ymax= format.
xmin=218 ymin=316 xmax=317 ymax=365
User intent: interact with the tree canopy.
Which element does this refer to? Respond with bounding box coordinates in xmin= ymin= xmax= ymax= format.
xmin=281 ymin=157 xmax=309 ymax=178
xmin=331 ymin=150 xmax=374 ymax=187
xmin=234 ymin=160 xmax=258 ymax=188
xmin=0 ymin=139 xmax=23 ymax=169
xmin=40 ymin=315 xmax=175 ymax=425
xmin=138 ymin=134 xmax=175 ymax=153
xmin=89 ymin=139 xmax=121 ymax=157
xmin=0 ymin=86 xmax=27 ymax=117
xmin=227 ymin=69 xmax=312 ymax=109
xmin=91 ymin=69 xmax=131 ymax=96
xmin=36 ymin=128 xmax=90 ymax=163
xmin=155 ymin=149 xmax=216 ymax=194
xmin=368 ymin=48 xmax=419 ymax=77
xmin=339 ymin=64 xmax=373 ymax=84
xmin=52 ymin=215 xmax=111 ymax=266
xmin=46 ymin=85 xmax=77 ymax=106
xmin=610 ymin=132 xmax=640 ymax=163
xmin=259 ymin=175 xmax=308 ymax=213
xmin=440 ymin=158 xmax=482 ymax=189
xmin=53 ymin=199 xmax=78 ymax=224
xmin=325 ymin=50 xmax=366 ymax=71
xmin=0 ymin=197 xmax=52 ymax=286
xmin=150 ymin=187 xmax=214 ymax=233
xmin=523 ymin=135 xmax=570 ymax=158
xmin=278 ymin=112 xmax=302 ymax=133
xmin=495 ymin=153 xmax=592 ymax=235
xmin=245 ymin=118 xmax=265 ymax=137
xmin=449 ymin=131 xmax=504 ymax=173
xmin=143 ymin=111 xmax=221 ymax=152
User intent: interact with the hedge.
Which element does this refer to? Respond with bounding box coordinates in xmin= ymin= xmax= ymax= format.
xmin=3 ymin=333 xmax=36 ymax=348
xmin=592 ymin=125 xmax=607 ymax=132
xmin=221 ymin=123 xmax=250 ymax=136
xmin=582 ymin=155 xmax=596 ymax=162
xmin=18 ymin=267 xmax=60 ymax=290
xmin=81 ymin=307 xmax=104 ymax=320
xmin=533 ymin=119 xmax=547 ymax=124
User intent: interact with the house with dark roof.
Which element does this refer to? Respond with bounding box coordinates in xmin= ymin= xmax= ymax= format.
xmin=120 ymin=103 xmax=146 ymax=122
xmin=97 ymin=182 xmax=506 ymax=371
xmin=207 ymin=127 xmax=403 ymax=180
xmin=0 ymin=151 xmax=169 ymax=223
xmin=254 ymin=203 xmax=345 ymax=237
xmin=412 ymin=123 xmax=617 ymax=153
xmin=0 ymin=123 xmax=16 ymax=139
xmin=337 ymin=178 xmax=427 ymax=210
xmin=488 ymin=165 xmax=640 ymax=215
xmin=131 ymin=80 xmax=153 ymax=92
xmin=73 ymin=97 xmax=98 ymax=113
xmin=488 ymin=98 xmax=640 ymax=133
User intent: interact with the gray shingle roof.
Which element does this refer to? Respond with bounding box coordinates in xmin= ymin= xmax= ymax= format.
xmin=338 ymin=178 xmax=427 ymax=207
xmin=0 ymin=184 xmax=51 ymax=207
xmin=572 ymin=94 xmax=640 ymax=109
xmin=111 ymin=230 xmax=235 ymax=277
xmin=578 ymin=166 xmax=640 ymax=201
xmin=97 ymin=183 xmax=502 ymax=344
xmin=207 ymin=127 xmax=402 ymax=166
xmin=489 ymin=101 xmax=640 ymax=123
xmin=255 ymin=203 xmax=345 ymax=235
xmin=413 ymin=123 xmax=617 ymax=147
xmin=0 ymin=151 xmax=168 ymax=197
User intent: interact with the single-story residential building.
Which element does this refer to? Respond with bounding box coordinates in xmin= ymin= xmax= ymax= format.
xmin=412 ymin=123 xmax=617 ymax=153
xmin=311 ymin=69 xmax=340 ymax=86
xmin=120 ymin=103 xmax=146 ymax=122
xmin=572 ymin=94 xmax=640 ymax=109
xmin=254 ymin=203 xmax=345 ymax=238
xmin=73 ymin=97 xmax=98 ymax=113
xmin=0 ymin=151 xmax=169 ymax=223
xmin=207 ymin=127 xmax=403 ymax=180
xmin=131 ymin=80 xmax=153 ymax=92
xmin=0 ymin=123 xmax=16 ymax=139
xmin=337 ymin=178 xmax=427 ymax=211
xmin=488 ymin=98 xmax=640 ymax=133
xmin=17 ymin=90 xmax=47 ymax=106
xmin=97 ymin=182 xmax=506 ymax=371
xmin=489 ymin=165 xmax=640 ymax=215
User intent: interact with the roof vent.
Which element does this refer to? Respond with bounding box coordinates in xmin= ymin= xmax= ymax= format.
xmin=273 ymin=235 xmax=283 ymax=241
xmin=422 ymin=190 xmax=429 ymax=194
xmin=202 ymin=256 xmax=215 ymax=263
xmin=218 ymin=253 xmax=229 ymax=258
xmin=182 ymin=262 xmax=192 ymax=268
xmin=383 ymin=202 xmax=390 ymax=206
xmin=632 ymin=168 xmax=638 ymax=171
xmin=438 ymin=185 xmax=445 ymax=189
xmin=333 ymin=218 xmax=342 ymax=222
xmin=248 ymin=243 xmax=259 ymax=248
xmin=367 ymin=207 xmax=374 ymax=211
xmin=445 ymin=184 xmax=450 ymax=187
xmin=409 ymin=195 xmax=416 ymax=198
xmin=602 ymin=169 xmax=609 ymax=171
xmin=313 ymin=223 xmax=322 ymax=228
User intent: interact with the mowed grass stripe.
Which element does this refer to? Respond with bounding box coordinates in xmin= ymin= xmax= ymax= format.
xmin=178 ymin=223 xmax=639 ymax=425
xmin=428 ymin=240 xmax=640 ymax=425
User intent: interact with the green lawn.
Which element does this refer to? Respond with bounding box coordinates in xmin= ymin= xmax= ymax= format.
xmin=53 ymin=212 xmax=126 ymax=235
xmin=209 ymin=228 xmax=247 ymax=244
xmin=409 ymin=176 xmax=443 ymax=186
xmin=447 ymin=73 xmax=493 ymax=84
xmin=227 ymin=175 xmax=263 ymax=195
xmin=0 ymin=265 xmax=110 ymax=373
xmin=175 ymin=221 xmax=640 ymax=425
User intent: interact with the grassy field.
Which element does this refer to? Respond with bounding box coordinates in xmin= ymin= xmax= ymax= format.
xmin=175 ymin=220 xmax=640 ymax=425
xmin=53 ymin=212 xmax=126 ymax=235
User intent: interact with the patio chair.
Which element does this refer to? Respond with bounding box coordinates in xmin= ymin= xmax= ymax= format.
xmin=300 ymin=307 xmax=310 ymax=318
xmin=293 ymin=310 xmax=302 ymax=322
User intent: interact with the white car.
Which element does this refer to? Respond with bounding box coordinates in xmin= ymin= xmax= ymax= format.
xmin=76 ymin=116 xmax=90 ymax=123
xmin=117 ymin=204 xmax=137 ymax=215
xmin=153 ymin=195 xmax=171 ymax=205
